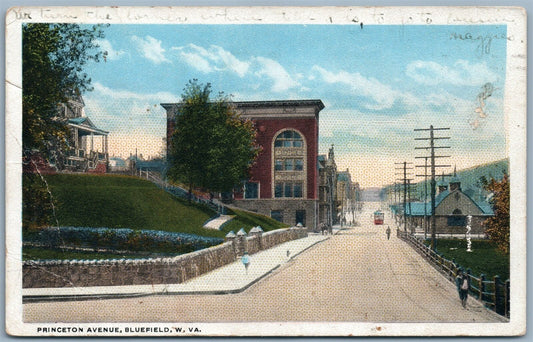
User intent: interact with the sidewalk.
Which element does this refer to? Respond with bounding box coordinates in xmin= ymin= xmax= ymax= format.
xmin=23 ymin=227 xmax=343 ymax=302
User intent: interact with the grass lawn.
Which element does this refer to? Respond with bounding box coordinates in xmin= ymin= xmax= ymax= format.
xmin=24 ymin=174 xmax=289 ymax=260
xmin=221 ymin=207 xmax=289 ymax=234
xmin=429 ymin=239 xmax=510 ymax=280
xmin=41 ymin=174 xmax=286 ymax=238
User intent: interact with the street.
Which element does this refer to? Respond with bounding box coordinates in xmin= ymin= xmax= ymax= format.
xmin=24 ymin=203 xmax=505 ymax=323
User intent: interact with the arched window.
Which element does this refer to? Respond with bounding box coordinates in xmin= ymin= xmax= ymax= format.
xmin=272 ymin=129 xmax=306 ymax=198
xmin=274 ymin=130 xmax=303 ymax=148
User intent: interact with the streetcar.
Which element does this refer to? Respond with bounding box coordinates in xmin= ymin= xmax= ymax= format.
xmin=373 ymin=210 xmax=384 ymax=225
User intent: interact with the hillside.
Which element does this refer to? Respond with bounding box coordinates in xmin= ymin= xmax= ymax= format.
xmin=383 ymin=159 xmax=508 ymax=201
xmin=38 ymin=174 xmax=288 ymax=238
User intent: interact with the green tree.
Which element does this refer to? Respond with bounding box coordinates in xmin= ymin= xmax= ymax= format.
xmin=484 ymin=174 xmax=510 ymax=254
xmin=23 ymin=23 xmax=107 ymax=157
xmin=168 ymin=80 xmax=260 ymax=199
xmin=22 ymin=23 xmax=107 ymax=229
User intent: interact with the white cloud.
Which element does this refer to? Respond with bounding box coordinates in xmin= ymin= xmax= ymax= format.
xmin=212 ymin=45 xmax=250 ymax=77
xmin=171 ymin=44 xmax=301 ymax=93
xmin=96 ymin=39 xmax=125 ymax=61
xmin=131 ymin=35 xmax=170 ymax=64
xmin=406 ymin=60 xmax=499 ymax=86
xmin=180 ymin=52 xmax=213 ymax=73
xmin=312 ymin=65 xmax=412 ymax=110
xmin=254 ymin=57 xmax=299 ymax=92
xmin=172 ymin=44 xmax=250 ymax=77
xmin=92 ymin=82 xmax=176 ymax=102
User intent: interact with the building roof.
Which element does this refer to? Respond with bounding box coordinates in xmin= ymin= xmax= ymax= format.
xmin=405 ymin=188 xmax=494 ymax=216
xmin=135 ymin=159 xmax=166 ymax=171
xmin=109 ymin=157 xmax=126 ymax=167
xmin=161 ymin=99 xmax=325 ymax=120
xmin=231 ymin=99 xmax=325 ymax=110
xmin=337 ymin=172 xmax=351 ymax=182
xmin=68 ymin=117 xmax=108 ymax=135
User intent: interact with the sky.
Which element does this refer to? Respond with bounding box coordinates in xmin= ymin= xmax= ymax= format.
xmin=81 ymin=24 xmax=508 ymax=188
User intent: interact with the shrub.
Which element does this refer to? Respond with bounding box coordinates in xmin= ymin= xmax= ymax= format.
xmin=27 ymin=226 xmax=223 ymax=253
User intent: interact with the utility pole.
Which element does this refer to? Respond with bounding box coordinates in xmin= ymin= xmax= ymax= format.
xmin=424 ymin=157 xmax=428 ymax=239
xmin=414 ymin=125 xmax=451 ymax=250
xmin=395 ymin=161 xmax=413 ymax=232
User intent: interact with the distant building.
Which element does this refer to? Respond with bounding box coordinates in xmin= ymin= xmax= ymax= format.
xmin=337 ymin=168 xmax=355 ymax=225
xmin=108 ymin=157 xmax=127 ymax=172
xmin=318 ymin=146 xmax=338 ymax=227
xmin=405 ymin=173 xmax=494 ymax=235
xmin=162 ymin=99 xmax=325 ymax=230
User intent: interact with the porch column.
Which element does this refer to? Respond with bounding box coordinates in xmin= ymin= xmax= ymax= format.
xmin=104 ymin=135 xmax=109 ymax=160
xmin=74 ymin=128 xmax=79 ymax=150
xmin=90 ymin=132 xmax=94 ymax=153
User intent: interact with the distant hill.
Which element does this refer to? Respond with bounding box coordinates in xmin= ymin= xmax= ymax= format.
xmin=383 ymin=158 xmax=509 ymax=202
xmin=38 ymin=174 xmax=288 ymax=238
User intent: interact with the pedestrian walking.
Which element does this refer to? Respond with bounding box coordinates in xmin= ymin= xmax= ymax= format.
xmin=386 ymin=226 xmax=391 ymax=240
xmin=455 ymin=268 xmax=470 ymax=308
xmin=241 ymin=252 xmax=250 ymax=274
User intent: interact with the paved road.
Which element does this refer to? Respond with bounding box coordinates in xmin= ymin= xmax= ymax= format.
xmin=24 ymin=203 xmax=505 ymax=323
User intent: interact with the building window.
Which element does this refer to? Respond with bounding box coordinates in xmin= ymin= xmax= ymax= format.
xmin=284 ymin=183 xmax=293 ymax=197
xmin=274 ymin=130 xmax=303 ymax=148
xmin=294 ymin=183 xmax=303 ymax=197
xmin=284 ymin=159 xmax=294 ymax=171
xmin=275 ymin=158 xmax=304 ymax=171
xmin=275 ymin=182 xmax=303 ymax=198
xmin=244 ymin=182 xmax=259 ymax=199
xmin=271 ymin=210 xmax=283 ymax=222
xmin=273 ymin=129 xmax=306 ymax=199
xmin=448 ymin=209 xmax=466 ymax=226
xmin=275 ymin=183 xmax=283 ymax=198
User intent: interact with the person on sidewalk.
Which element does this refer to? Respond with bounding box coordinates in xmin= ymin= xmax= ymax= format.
xmin=386 ymin=226 xmax=391 ymax=240
xmin=241 ymin=252 xmax=250 ymax=274
xmin=455 ymin=268 xmax=470 ymax=308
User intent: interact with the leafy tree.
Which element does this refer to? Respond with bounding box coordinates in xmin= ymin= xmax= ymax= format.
xmin=23 ymin=23 xmax=107 ymax=158
xmin=22 ymin=23 xmax=107 ymax=229
xmin=484 ymin=174 xmax=510 ymax=254
xmin=168 ymin=80 xmax=260 ymax=199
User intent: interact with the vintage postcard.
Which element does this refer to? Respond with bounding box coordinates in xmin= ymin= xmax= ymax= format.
xmin=5 ymin=6 xmax=527 ymax=336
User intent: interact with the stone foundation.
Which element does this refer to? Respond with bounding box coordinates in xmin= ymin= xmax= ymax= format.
xmin=232 ymin=199 xmax=317 ymax=231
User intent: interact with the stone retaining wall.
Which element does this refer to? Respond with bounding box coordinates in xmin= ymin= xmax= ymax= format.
xmin=23 ymin=227 xmax=307 ymax=288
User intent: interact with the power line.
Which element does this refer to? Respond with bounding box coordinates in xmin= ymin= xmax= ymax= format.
xmin=395 ymin=161 xmax=413 ymax=232
xmin=414 ymin=125 xmax=450 ymax=251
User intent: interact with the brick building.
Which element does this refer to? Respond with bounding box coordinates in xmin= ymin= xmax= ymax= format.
xmin=162 ymin=99 xmax=324 ymax=230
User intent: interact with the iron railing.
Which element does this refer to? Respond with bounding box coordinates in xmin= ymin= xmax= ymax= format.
xmin=397 ymin=230 xmax=510 ymax=318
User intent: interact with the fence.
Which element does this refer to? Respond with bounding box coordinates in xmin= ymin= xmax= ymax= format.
xmin=397 ymin=230 xmax=510 ymax=318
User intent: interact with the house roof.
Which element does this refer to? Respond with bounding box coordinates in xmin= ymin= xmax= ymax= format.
xmin=405 ymin=189 xmax=494 ymax=216
xmin=68 ymin=117 xmax=108 ymax=135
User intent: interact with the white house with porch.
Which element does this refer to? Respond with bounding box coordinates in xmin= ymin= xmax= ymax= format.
xmin=60 ymin=95 xmax=109 ymax=172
